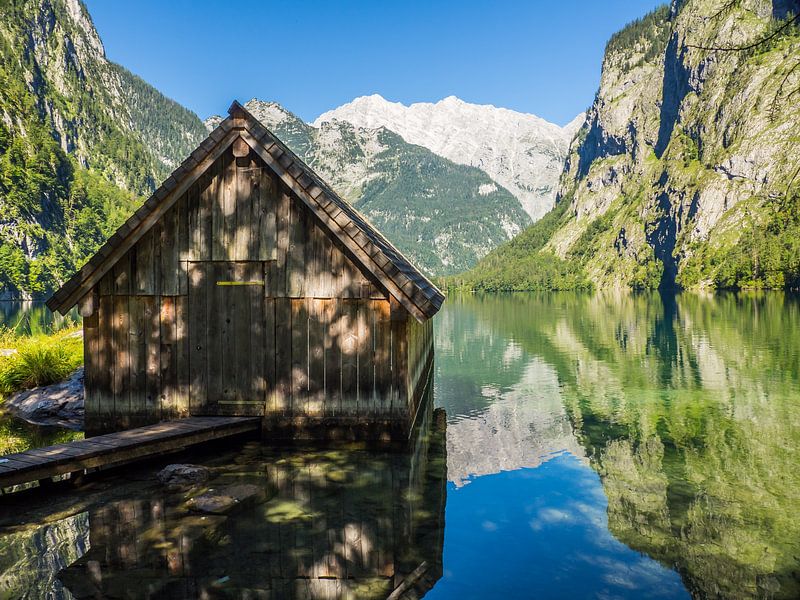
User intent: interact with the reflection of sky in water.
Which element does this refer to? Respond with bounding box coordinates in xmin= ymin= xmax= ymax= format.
xmin=426 ymin=453 xmax=689 ymax=600
xmin=429 ymin=296 xmax=691 ymax=597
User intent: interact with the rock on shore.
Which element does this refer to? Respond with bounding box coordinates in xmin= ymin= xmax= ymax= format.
xmin=3 ymin=368 xmax=84 ymax=430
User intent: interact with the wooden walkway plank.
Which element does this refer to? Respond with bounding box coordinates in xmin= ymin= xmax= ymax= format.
xmin=0 ymin=416 xmax=260 ymax=491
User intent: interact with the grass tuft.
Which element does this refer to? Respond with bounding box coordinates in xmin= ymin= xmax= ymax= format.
xmin=0 ymin=327 xmax=84 ymax=398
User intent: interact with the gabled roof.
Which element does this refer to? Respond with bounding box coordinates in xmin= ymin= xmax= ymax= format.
xmin=47 ymin=101 xmax=444 ymax=322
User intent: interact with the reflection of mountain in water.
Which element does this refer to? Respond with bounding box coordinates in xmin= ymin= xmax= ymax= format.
xmin=556 ymin=294 xmax=800 ymax=600
xmin=445 ymin=292 xmax=800 ymax=600
xmin=445 ymin=357 xmax=585 ymax=487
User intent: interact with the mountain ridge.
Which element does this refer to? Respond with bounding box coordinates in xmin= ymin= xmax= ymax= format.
xmin=457 ymin=0 xmax=800 ymax=292
xmin=315 ymin=94 xmax=583 ymax=221
xmin=0 ymin=0 xmax=207 ymax=297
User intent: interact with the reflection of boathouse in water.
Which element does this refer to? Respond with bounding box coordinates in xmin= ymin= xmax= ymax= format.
xmin=58 ymin=388 xmax=447 ymax=598
xmin=47 ymin=100 xmax=443 ymax=441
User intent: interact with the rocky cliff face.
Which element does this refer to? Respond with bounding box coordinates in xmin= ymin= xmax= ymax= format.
xmin=0 ymin=0 xmax=207 ymax=297
xmin=316 ymin=94 xmax=582 ymax=221
xmin=210 ymin=99 xmax=530 ymax=275
xmin=0 ymin=0 xmax=205 ymax=189
xmin=548 ymin=0 xmax=800 ymax=289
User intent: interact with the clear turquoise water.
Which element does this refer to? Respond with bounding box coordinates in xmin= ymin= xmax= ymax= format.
xmin=430 ymin=292 xmax=800 ymax=599
xmin=1 ymin=292 xmax=798 ymax=598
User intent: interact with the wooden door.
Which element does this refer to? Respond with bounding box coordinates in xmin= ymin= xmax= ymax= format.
xmin=188 ymin=262 xmax=268 ymax=414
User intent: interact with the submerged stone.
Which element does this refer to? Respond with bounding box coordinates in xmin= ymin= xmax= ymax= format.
xmin=187 ymin=484 xmax=265 ymax=515
xmin=156 ymin=464 xmax=210 ymax=487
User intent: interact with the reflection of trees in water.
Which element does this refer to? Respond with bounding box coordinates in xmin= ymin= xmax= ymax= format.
xmin=58 ymin=396 xmax=447 ymax=599
xmin=0 ymin=301 xmax=79 ymax=335
xmin=0 ymin=413 xmax=82 ymax=455
xmin=446 ymin=292 xmax=800 ymax=599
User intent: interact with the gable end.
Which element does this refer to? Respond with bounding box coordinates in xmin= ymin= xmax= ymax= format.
xmin=47 ymin=101 xmax=444 ymax=321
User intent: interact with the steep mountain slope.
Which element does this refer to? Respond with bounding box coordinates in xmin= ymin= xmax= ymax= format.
xmin=316 ymin=95 xmax=582 ymax=221
xmin=459 ymin=0 xmax=800 ymax=291
xmin=209 ymin=99 xmax=530 ymax=275
xmin=0 ymin=0 xmax=207 ymax=297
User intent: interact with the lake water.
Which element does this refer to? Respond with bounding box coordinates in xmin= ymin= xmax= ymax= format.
xmin=0 ymin=301 xmax=79 ymax=336
xmin=1 ymin=292 xmax=799 ymax=598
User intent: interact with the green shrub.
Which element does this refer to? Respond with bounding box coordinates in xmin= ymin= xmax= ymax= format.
xmin=0 ymin=328 xmax=83 ymax=397
xmin=630 ymin=254 xmax=664 ymax=289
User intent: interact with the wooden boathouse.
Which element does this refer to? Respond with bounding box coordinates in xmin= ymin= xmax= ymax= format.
xmin=47 ymin=100 xmax=444 ymax=441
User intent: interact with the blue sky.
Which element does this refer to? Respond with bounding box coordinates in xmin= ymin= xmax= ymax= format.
xmin=85 ymin=0 xmax=664 ymax=126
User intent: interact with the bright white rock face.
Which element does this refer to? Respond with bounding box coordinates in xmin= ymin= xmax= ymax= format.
xmin=203 ymin=115 xmax=223 ymax=131
xmin=315 ymin=94 xmax=584 ymax=221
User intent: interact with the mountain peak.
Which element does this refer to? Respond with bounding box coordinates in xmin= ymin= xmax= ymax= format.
xmin=563 ymin=112 xmax=587 ymax=140
xmin=243 ymin=98 xmax=299 ymax=128
xmin=314 ymin=95 xmax=576 ymax=220
xmin=203 ymin=98 xmax=302 ymax=132
xmin=63 ymin=0 xmax=106 ymax=59
xmin=363 ymin=93 xmax=389 ymax=102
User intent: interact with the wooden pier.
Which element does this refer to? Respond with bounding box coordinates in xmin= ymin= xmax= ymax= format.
xmin=0 ymin=416 xmax=260 ymax=491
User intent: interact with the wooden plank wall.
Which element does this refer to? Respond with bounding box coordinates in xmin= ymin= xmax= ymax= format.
xmin=86 ymin=145 xmax=431 ymax=437
xmin=404 ymin=317 xmax=434 ymax=427
xmin=280 ymin=298 xmax=394 ymax=420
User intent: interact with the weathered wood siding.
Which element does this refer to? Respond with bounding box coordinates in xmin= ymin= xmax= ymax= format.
xmin=85 ymin=145 xmax=432 ymax=438
xmin=405 ymin=315 xmax=434 ymax=430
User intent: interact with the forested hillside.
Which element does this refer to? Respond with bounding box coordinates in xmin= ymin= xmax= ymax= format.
xmin=457 ymin=0 xmax=800 ymax=291
xmin=0 ymin=0 xmax=206 ymax=298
